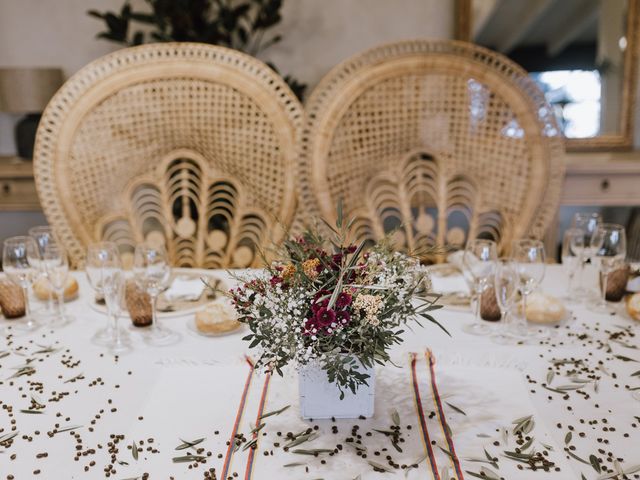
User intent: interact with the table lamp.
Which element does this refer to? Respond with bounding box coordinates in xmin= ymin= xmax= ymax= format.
xmin=0 ymin=68 xmax=64 ymax=160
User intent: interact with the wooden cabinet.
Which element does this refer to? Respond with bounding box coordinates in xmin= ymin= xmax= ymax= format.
xmin=0 ymin=157 xmax=41 ymax=211
xmin=562 ymin=152 xmax=640 ymax=206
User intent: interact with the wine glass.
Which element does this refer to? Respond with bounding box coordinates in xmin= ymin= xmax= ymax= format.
xmin=100 ymin=261 xmax=131 ymax=354
xmin=86 ymin=242 xmax=121 ymax=345
xmin=571 ymin=212 xmax=601 ymax=298
xmin=512 ymin=239 xmax=546 ymax=336
xmin=491 ymin=259 xmax=520 ymax=345
xmin=2 ymin=236 xmax=39 ymax=331
xmin=133 ymin=245 xmax=180 ymax=346
xmin=28 ymin=226 xmax=58 ymax=316
xmin=41 ymin=244 xmax=73 ymax=327
xmin=589 ymin=224 xmax=626 ymax=313
xmin=562 ymin=228 xmax=584 ymax=302
xmin=461 ymin=239 xmax=497 ymax=335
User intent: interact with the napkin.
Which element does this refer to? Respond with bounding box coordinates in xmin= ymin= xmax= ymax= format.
xmin=430 ymin=274 xmax=470 ymax=295
xmin=163 ymin=277 xmax=206 ymax=302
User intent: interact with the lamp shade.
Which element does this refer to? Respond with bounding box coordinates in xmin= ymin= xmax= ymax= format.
xmin=0 ymin=68 xmax=64 ymax=113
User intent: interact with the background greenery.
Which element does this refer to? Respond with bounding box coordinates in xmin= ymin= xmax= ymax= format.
xmin=88 ymin=0 xmax=306 ymax=99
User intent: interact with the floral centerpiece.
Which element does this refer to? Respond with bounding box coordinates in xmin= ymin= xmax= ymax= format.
xmin=229 ymin=210 xmax=446 ymax=418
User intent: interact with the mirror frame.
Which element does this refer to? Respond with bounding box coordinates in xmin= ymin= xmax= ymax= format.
xmin=455 ymin=0 xmax=640 ymax=151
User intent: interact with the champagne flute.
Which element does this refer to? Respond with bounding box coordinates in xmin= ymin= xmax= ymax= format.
xmin=589 ymin=224 xmax=626 ymax=313
xmin=133 ymin=245 xmax=180 ymax=346
xmin=41 ymin=244 xmax=73 ymax=327
xmin=29 ymin=226 xmax=57 ymax=315
xmin=512 ymin=239 xmax=546 ymax=336
xmin=86 ymin=242 xmax=121 ymax=345
xmin=562 ymin=228 xmax=584 ymax=302
xmin=571 ymin=212 xmax=601 ymax=298
xmin=491 ymin=258 xmax=520 ymax=344
xmin=461 ymin=239 xmax=497 ymax=335
xmin=2 ymin=236 xmax=39 ymax=331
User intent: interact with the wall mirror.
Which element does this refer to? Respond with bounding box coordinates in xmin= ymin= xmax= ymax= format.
xmin=456 ymin=0 xmax=639 ymax=151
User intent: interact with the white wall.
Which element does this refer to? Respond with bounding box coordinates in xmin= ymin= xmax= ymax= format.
xmin=0 ymin=0 xmax=452 ymax=155
xmin=0 ymin=0 xmax=451 ymax=85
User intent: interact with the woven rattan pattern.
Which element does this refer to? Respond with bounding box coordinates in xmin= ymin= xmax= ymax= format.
xmin=298 ymin=40 xmax=565 ymax=257
xmin=34 ymin=43 xmax=303 ymax=268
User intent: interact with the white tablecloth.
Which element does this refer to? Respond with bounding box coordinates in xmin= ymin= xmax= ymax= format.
xmin=0 ymin=266 xmax=638 ymax=480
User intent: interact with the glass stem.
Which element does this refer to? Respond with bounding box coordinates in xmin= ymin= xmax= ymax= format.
xmin=522 ymin=292 xmax=528 ymax=325
xmin=151 ymin=294 xmax=159 ymax=333
xmin=113 ymin=313 xmax=121 ymax=347
xmin=57 ymin=290 xmax=65 ymax=321
xmin=22 ymin=286 xmax=31 ymax=318
xmin=475 ymin=281 xmax=483 ymax=324
xmin=601 ymin=271 xmax=609 ymax=308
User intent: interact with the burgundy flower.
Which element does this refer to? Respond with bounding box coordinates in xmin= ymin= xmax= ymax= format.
xmin=345 ymin=245 xmax=357 ymax=254
xmin=269 ymin=276 xmax=283 ymax=287
xmin=337 ymin=310 xmax=351 ymax=325
xmin=314 ymin=307 xmax=336 ymax=328
xmin=336 ymin=292 xmax=352 ymax=309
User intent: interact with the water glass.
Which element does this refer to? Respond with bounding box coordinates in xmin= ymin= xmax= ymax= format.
xmin=461 ymin=239 xmax=497 ymax=335
xmin=589 ymin=224 xmax=626 ymax=313
xmin=28 ymin=226 xmax=58 ymax=316
xmin=101 ymin=264 xmax=131 ymax=354
xmin=562 ymin=228 xmax=584 ymax=301
xmin=133 ymin=245 xmax=180 ymax=346
xmin=571 ymin=212 xmax=601 ymax=297
xmin=512 ymin=239 xmax=546 ymax=335
xmin=2 ymin=236 xmax=39 ymax=331
xmin=86 ymin=242 xmax=121 ymax=345
xmin=41 ymin=244 xmax=73 ymax=327
xmin=491 ymin=259 xmax=520 ymax=344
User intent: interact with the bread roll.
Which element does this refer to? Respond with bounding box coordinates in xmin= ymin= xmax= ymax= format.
xmin=195 ymin=299 xmax=241 ymax=335
xmin=33 ymin=277 xmax=79 ymax=301
xmin=521 ymin=292 xmax=566 ymax=324
xmin=625 ymin=293 xmax=640 ymax=321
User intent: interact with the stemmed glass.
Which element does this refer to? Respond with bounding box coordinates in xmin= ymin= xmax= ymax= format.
xmin=133 ymin=245 xmax=180 ymax=346
xmin=29 ymin=226 xmax=57 ymax=315
xmin=41 ymin=244 xmax=73 ymax=327
xmin=101 ymin=259 xmax=131 ymax=354
xmin=589 ymin=224 xmax=627 ymax=313
xmin=512 ymin=239 xmax=546 ymax=336
xmin=461 ymin=239 xmax=497 ymax=335
xmin=2 ymin=236 xmax=39 ymax=331
xmin=491 ymin=259 xmax=520 ymax=344
xmin=562 ymin=228 xmax=584 ymax=302
xmin=571 ymin=212 xmax=601 ymax=298
xmin=86 ymin=242 xmax=121 ymax=345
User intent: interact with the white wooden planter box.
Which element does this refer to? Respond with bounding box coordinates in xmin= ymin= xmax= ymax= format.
xmin=298 ymin=362 xmax=375 ymax=419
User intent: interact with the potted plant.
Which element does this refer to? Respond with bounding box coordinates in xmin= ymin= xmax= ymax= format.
xmin=229 ymin=209 xmax=446 ymax=419
xmin=88 ymin=0 xmax=306 ymax=99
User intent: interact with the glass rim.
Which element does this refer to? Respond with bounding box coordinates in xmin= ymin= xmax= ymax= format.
xmin=3 ymin=235 xmax=36 ymax=245
xmin=595 ymin=223 xmax=625 ymax=232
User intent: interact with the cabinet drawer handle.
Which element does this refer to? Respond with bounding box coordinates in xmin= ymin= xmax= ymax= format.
xmin=600 ymin=179 xmax=610 ymax=191
xmin=2 ymin=183 xmax=10 ymax=194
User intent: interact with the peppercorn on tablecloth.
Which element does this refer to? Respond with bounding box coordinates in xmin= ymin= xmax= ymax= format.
xmin=0 ymin=266 xmax=639 ymax=480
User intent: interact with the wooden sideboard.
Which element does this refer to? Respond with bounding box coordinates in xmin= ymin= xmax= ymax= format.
xmin=0 ymin=156 xmax=40 ymax=211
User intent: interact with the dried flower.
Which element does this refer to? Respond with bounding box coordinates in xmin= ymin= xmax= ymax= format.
xmin=302 ymin=258 xmax=321 ymax=279
xmin=353 ymin=294 xmax=383 ymax=325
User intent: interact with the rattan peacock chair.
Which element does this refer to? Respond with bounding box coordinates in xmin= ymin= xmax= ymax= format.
xmin=33 ymin=43 xmax=303 ymax=268
xmin=298 ymin=40 xmax=565 ymax=261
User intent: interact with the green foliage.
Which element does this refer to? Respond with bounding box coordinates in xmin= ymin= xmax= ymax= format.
xmin=87 ymin=0 xmax=306 ymax=99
